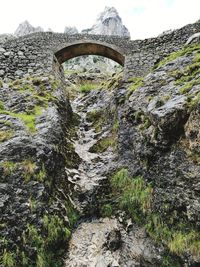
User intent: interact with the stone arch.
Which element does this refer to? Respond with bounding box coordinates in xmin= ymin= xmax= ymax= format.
xmin=54 ymin=41 xmax=125 ymax=66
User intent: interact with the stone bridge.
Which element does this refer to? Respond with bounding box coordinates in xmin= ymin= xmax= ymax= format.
xmin=0 ymin=21 xmax=200 ymax=81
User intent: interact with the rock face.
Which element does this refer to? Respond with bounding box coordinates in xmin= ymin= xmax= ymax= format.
xmin=82 ymin=6 xmax=130 ymax=37
xmin=64 ymin=26 xmax=78 ymax=34
xmin=14 ymin=20 xmax=43 ymax=36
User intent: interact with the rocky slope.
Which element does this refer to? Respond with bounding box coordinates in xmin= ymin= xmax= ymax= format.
xmin=0 ymin=40 xmax=199 ymax=267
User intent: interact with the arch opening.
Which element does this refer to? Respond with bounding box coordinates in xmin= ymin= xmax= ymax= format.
xmin=54 ymin=42 xmax=125 ymax=66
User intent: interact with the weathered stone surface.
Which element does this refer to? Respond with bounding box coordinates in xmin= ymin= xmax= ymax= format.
xmin=64 ymin=218 xmax=162 ymax=267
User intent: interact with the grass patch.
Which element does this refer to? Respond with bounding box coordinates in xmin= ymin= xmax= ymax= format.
xmin=155 ymin=43 xmax=200 ymax=69
xmin=179 ymin=77 xmax=200 ymax=94
xmin=0 ymin=101 xmax=4 ymax=110
xmin=127 ymin=77 xmax=144 ymax=97
xmin=0 ymin=106 xmax=42 ymax=133
xmin=2 ymin=249 xmax=15 ymax=267
xmin=0 ymin=161 xmax=17 ymax=177
xmin=111 ymin=169 xmax=153 ymax=223
xmin=100 ymin=204 xmax=113 ymax=217
xmin=22 ymin=160 xmax=37 ymax=182
xmin=18 ymin=210 xmax=79 ymax=267
xmin=79 ymin=83 xmax=98 ymax=93
xmin=0 ymin=130 xmax=13 ymax=142
xmin=109 ymin=169 xmax=200 ymax=259
xmin=89 ymin=136 xmax=116 ymax=153
xmin=186 ymin=92 xmax=200 ymax=110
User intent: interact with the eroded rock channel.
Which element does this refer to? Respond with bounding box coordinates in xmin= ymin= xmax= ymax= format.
xmin=64 ymin=84 xmax=162 ymax=266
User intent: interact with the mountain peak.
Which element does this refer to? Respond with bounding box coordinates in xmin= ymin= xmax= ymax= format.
xmin=14 ymin=20 xmax=43 ymax=36
xmin=82 ymin=6 xmax=130 ymax=37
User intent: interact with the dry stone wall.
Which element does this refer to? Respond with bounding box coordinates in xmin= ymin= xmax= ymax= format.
xmin=0 ymin=22 xmax=200 ymax=81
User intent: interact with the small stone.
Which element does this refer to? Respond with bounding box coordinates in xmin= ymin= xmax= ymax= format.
xmin=0 ymin=70 xmax=5 ymax=76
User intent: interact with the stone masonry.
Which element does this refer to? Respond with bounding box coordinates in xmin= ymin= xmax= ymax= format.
xmin=0 ymin=21 xmax=200 ymax=81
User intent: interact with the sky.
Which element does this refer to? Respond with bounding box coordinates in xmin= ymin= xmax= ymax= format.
xmin=0 ymin=0 xmax=199 ymax=40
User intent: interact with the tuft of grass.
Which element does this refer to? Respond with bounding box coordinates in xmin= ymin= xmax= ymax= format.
xmin=36 ymin=164 xmax=47 ymax=182
xmin=0 ymin=130 xmax=13 ymax=142
xmin=179 ymin=77 xmax=200 ymax=94
xmin=22 ymin=159 xmax=37 ymax=182
xmin=2 ymin=249 xmax=15 ymax=267
xmin=28 ymin=197 xmax=38 ymax=213
xmin=89 ymin=136 xmax=116 ymax=153
xmin=127 ymin=77 xmax=144 ymax=96
xmin=79 ymin=83 xmax=98 ymax=93
xmin=186 ymin=92 xmax=200 ymax=110
xmin=100 ymin=204 xmax=113 ymax=217
xmin=0 ymin=100 xmax=4 ymax=110
xmin=43 ymin=215 xmax=71 ymax=245
xmin=111 ymin=169 xmax=153 ymax=223
xmin=0 ymin=106 xmax=42 ymax=133
xmin=1 ymin=161 xmax=17 ymax=176
xmin=0 ymin=80 xmax=3 ymax=87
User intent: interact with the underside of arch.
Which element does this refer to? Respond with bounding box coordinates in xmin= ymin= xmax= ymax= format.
xmin=55 ymin=42 xmax=125 ymax=66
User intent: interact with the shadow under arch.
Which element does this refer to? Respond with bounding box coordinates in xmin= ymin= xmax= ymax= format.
xmin=54 ymin=42 xmax=125 ymax=66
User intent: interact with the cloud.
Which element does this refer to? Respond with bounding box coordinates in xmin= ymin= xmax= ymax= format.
xmin=0 ymin=0 xmax=199 ymax=39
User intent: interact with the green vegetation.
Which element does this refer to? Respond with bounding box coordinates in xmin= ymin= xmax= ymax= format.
xmin=155 ymin=43 xmax=200 ymax=69
xmin=0 ymin=159 xmax=47 ymax=184
xmin=179 ymin=77 xmax=200 ymax=94
xmin=0 ymin=119 xmax=12 ymax=127
xmin=0 ymin=106 xmax=42 ymax=133
xmin=111 ymin=169 xmax=153 ymax=223
xmin=0 ymin=199 xmax=80 ymax=267
xmin=2 ymin=249 xmax=15 ymax=267
xmin=86 ymin=109 xmax=106 ymax=133
xmin=169 ymin=50 xmax=200 ymax=94
xmin=36 ymin=164 xmax=47 ymax=182
xmin=0 ymin=100 xmax=4 ymax=110
xmin=127 ymin=76 xmax=144 ymax=96
xmin=20 ymin=212 xmax=76 ymax=267
xmin=89 ymin=135 xmax=116 ymax=153
xmin=0 ymin=161 xmax=17 ymax=176
xmin=28 ymin=197 xmax=38 ymax=213
xmin=22 ymin=159 xmax=37 ymax=182
xmin=105 ymin=169 xmax=200 ymax=261
xmin=0 ymin=79 xmax=3 ymax=87
xmin=0 ymin=130 xmax=13 ymax=142
xmin=100 ymin=203 xmax=113 ymax=217
xmin=79 ymin=83 xmax=99 ymax=93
